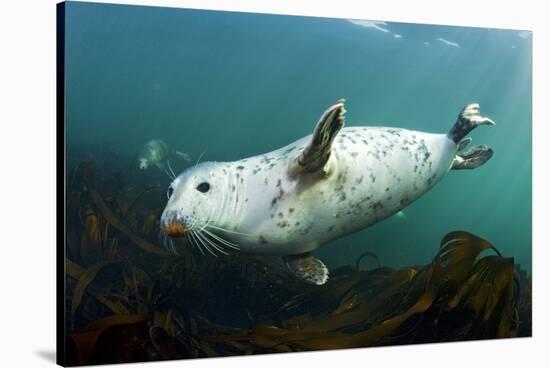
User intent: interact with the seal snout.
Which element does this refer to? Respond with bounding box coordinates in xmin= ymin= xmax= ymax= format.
xmin=162 ymin=222 xmax=189 ymax=237
xmin=161 ymin=212 xmax=189 ymax=237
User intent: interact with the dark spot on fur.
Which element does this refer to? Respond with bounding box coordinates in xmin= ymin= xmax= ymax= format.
xmin=371 ymin=201 xmax=384 ymax=210
xmin=289 ymin=208 xmax=294 ymax=213
xmin=259 ymin=236 xmax=268 ymax=244
xmin=300 ymin=223 xmax=313 ymax=235
xmin=277 ymin=221 xmax=289 ymax=228
xmin=236 ymin=165 xmax=244 ymax=170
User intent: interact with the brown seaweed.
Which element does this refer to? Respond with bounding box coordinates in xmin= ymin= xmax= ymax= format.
xmin=80 ymin=163 xmax=168 ymax=256
xmin=196 ymin=231 xmax=525 ymax=352
xmin=63 ymin=161 xmax=532 ymax=363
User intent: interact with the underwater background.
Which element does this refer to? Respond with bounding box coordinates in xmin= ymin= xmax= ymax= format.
xmin=66 ymin=1 xmax=532 ymax=271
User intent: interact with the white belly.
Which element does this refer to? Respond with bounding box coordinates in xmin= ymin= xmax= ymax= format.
xmin=225 ymin=127 xmax=457 ymax=256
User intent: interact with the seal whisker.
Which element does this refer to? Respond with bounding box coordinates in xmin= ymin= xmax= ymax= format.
xmin=167 ymin=159 xmax=177 ymax=179
xmin=193 ymin=230 xmax=218 ymax=257
xmin=198 ymin=230 xmax=229 ymax=256
xmin=203 ymin=227 xmax=241 ymax=251
xmin=204 ymin=223 xmax=253 ymax=237
xmin=163 ymin=169 xmax=175 ymax=180
xmin=201 ymin=230 xmax=231 ymax=255
xmin=168 ymin=236 xmax=178 ymax=255
xmin=194 ymin=150 xmax=207 ymax=169
xmin=159 ymin=230 xmax=170 ymax=251
xmin=202 ymin=231 xmax=226 ymax=256
xmin=188 ymin=231 xmax=205 ymax=256
xmin=158 ymin=230 xmax=164 ymax=246
xmin=184 ymin=232 xmax=196 ymax=252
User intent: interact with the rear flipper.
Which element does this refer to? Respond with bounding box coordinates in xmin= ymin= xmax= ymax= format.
xmin=452 ymin=144 xmax=494 ymax=170
xmin=283 ymin=253 xmax=329 ymax=285
xmin=448 ymin=103 xmax=495 ymax=143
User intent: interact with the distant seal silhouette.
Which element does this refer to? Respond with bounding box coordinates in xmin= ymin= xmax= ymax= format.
xmin=160 ymin=100 xmax=495 ymax=285
xmin=138 ymin=139 xmax=191 ymax=171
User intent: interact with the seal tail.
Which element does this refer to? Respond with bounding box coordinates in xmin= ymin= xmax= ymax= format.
xmin=447 ymin=103 xmax=495 ymax=143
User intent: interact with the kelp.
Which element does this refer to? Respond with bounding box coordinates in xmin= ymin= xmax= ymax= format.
xmin=196 ymin=231 xmax=524 ymax=352
xmin=78 ymin=162 xmax=168 ymax=256
xmin=64 ymin=161 xmax=532 ymax=364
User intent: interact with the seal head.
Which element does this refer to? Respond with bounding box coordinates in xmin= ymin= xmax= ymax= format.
xmin=160 ymin=162 xmax=229 ymax=239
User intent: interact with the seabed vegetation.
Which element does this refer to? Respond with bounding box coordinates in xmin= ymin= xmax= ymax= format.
xmin=64 ymin=161 xmax=532 ymax=366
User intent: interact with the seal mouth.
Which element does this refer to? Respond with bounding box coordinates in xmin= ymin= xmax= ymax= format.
xmin=162 ymin=222 xmax=189 ymax=237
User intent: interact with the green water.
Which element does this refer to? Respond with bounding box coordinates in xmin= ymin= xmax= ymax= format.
xmin=65 ymin=2 xmax=532 ymax=271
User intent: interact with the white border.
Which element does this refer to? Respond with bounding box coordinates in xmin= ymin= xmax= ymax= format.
xmin=1 ymin=0 xmax=548 ymax=367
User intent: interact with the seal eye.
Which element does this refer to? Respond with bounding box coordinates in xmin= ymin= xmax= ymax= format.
xmin=167 ymin=185 xmax=174 ymax=199
xmin=196 ymin=182 xmax=210 ymax=193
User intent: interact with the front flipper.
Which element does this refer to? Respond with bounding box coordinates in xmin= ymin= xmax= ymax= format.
xmin=283 ymin=253 xmax=329 ymax=285
xmin=452 ymin=144 xmax=494 ymax=170
xmin=289 ymin=99 xmax=346 ymax=177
